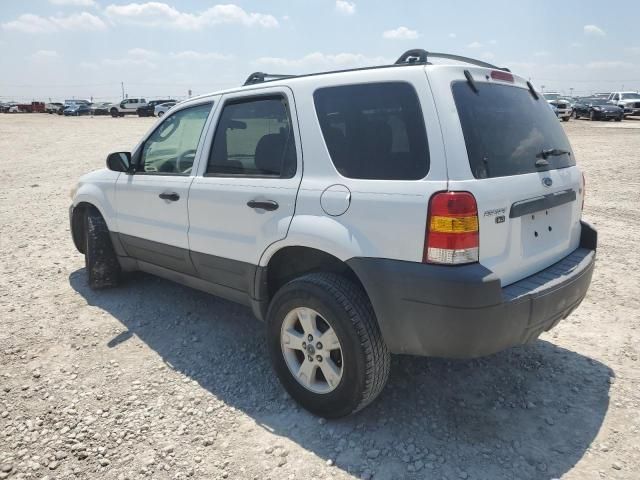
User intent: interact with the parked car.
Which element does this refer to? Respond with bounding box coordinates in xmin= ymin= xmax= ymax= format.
xmin=137 ymin=99 xmax=176 ymax=117
xmin=154 ymin=102 xmax=176 ymax=117
xmin=70 ymin=49 xmax=597 ymax=418
xmin=8 ymin=105 xmax=21 ymax=113
xmin=549 ymin=103 xmax=559 ymax=117
xmin=91 ymin=102 xmax=112 ymax=116
xmin=607 ymin=91 xmax=640 ymax=117
xmin=544 ymin=93 xmax=571 ymax=122
xmin=110 ymin=98 xmax=147 ymax=117
xmin=45 ymin=102 xmax=63 ymax=114
xmin=573 ymin=97 xmax=623 ymax=121
xmin=64 ymin=104 xmax=91 ymax=116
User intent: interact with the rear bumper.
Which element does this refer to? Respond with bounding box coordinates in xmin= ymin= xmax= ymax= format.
xmin=348 ymin=221 xmax=597 ymax=358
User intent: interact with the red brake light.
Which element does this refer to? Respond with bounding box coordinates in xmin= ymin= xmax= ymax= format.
xmin=490 ymin=70 xmax=514 ymax=83
xmin=424 ymin=192 xmax=479 ymax=265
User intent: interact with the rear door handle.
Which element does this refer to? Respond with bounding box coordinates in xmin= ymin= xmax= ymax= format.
xmin=159 ymin=192 xmax=180 ymax=202
xmin=247 ymin=200 xmax=279 ymax=211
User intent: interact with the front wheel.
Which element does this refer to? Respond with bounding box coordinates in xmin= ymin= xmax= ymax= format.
xmin=157 ymin=111 xmax=165 ymax=117
xmin=590 ymin=111 xmax=596 ymax=121
xmin=266 ymin=273 xmax=390 ymax=418
xmin=85 ymin=210 xmax=121 ymax=289
xmin=110 ymin=108 xmax=119 ymax=118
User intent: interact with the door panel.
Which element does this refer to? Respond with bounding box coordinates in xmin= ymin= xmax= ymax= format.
xmin=188 ymin=87 xmax=302 ymax=285
xmin=115 ymin=101 xmax=214 ymax=270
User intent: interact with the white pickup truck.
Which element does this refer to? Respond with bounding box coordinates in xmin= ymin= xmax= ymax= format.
xmin=607 ymin=91 xmax=640 ymax=117
xmin=110 ymin=98 xmax=148 ymax=117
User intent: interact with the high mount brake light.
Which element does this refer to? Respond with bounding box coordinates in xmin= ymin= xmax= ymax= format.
xmin=491 ymin=70 xmax=514 ymax=83
xmin=424 ymin=192 xmax=479 ymax=265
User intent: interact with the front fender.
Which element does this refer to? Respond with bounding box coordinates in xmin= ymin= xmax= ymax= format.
xmin=72 ymin=172 xmax=119 ymax=231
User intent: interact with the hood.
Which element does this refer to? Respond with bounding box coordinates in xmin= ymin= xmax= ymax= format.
xmin=79 ymin=168 xmax=121 ymax=183
xmin=592 ymin=104 xmax=622 ymax=111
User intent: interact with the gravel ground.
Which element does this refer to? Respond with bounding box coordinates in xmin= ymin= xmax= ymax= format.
xmin=0 ymin=114 xmax=639 ymax=480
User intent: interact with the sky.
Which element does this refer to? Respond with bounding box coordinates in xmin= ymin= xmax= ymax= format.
xmin=0 ymin=0 xmax=639 ymax=102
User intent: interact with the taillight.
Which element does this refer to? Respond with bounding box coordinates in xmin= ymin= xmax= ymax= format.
xmin=581 ymin=172 xmax=586 ymax=211
xmin=424 ymin=191 xmax=479 ymax=265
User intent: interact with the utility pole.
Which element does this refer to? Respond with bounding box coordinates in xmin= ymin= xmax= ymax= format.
xmin=569 ymin=87 xmax=574 ymax=97
xmin=121 ymin=81 xmax=125 ymax=100
xmin=540 ymin=85 xmax=545 ymax=93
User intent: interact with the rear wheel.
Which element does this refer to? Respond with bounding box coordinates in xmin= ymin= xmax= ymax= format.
xmin=266 ymin=273 xmax=390 ymax=418
xmin=85 ymin=210 xmax=121 ymax=289
xmin=110 ymin=108 xmax=119 ymax=118
xmin=615 ymin=116 xmax=622 ymax=122
xmin=562 ymin=116 xmax=569 ymax=122
xmin=157 ymin=111 xmax=165 ymax=117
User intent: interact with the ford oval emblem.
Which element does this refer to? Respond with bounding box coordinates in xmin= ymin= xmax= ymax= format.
xmin=542 ymin=177 xmax=553 ymax=187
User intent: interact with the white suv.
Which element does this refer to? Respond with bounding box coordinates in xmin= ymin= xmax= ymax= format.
xmin=70 ymin=49 xmax=597 ymax=418
xmin=110 ymin=98 xmax=147 ymax=117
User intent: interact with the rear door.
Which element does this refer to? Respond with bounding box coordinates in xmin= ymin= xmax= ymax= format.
xmin=187 ymin=86 xmax=302 ymax=291
xmin=428 ymin=66 xmax=584 ymax=286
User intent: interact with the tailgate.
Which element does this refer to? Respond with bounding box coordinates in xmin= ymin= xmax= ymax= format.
xmin=426 ymin=65 xmax=584 ymax=286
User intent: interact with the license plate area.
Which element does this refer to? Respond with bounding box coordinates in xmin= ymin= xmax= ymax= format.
xmin=521 ymin=203 xmax=572 ymax=256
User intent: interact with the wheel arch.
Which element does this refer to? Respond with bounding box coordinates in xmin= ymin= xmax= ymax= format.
xmin=70 ymin=201 xmax=101 ymax=253
xmin=254 ymin=245 xmax=369 ymax=320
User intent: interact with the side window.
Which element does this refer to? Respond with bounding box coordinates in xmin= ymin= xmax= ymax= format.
xmin=313 ymin=82 xmax=429 ymax=180
xmin=139 ymin=103 xmax=212 ymax=175
xmin=206 ymin=96 xmax=296 ymax=177
xmin=613 ymin=94 xmax=619 ymax=101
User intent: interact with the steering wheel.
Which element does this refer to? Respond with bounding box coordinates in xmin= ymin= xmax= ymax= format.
xmin=176 ymin=149 xmax=197 ymax=173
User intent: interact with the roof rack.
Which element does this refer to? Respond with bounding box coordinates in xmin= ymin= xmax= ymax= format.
xmin=243 ymin=72 xmax=296 ymax=86
xmin=395 ymin=49 xmax=510 ymax=72
xmin=240 ymin=49 xmax=511 ymax=87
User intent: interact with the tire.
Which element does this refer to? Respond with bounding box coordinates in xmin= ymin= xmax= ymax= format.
xmin=110 ymin=108 xmax=119 ymax=118
xmin=615 ymin=116 xmax=622 ymax=122
xmin=157 ymin=111 xmax=165 ymax=117
xmin=266 ymin=272 xmax=390 ymax=418
xmin=590 ymin=111 xmax=596 ymax=121
xmin=562 ymin=116 xmax=569 ymax=122
xmin=573 ymin=111 xmax=579 ymax=119
xmin=84 ymin=210 xmax=121 ymax=289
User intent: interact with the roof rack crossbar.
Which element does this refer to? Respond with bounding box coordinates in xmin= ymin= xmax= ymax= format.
xmin=395 ymin=49 xmax=510 ymax=72
xmin=243 ymin=72 xmax=297 ymax=86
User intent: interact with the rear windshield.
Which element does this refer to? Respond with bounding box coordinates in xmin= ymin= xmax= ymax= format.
xmin=452 ymin=82 xmax=575 ymax=179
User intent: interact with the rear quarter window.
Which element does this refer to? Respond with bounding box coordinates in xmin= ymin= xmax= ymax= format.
xmin=314 ymin=82 xmax=429 ymax=180
xmin=452 ymin=82 xmax=575 ymax=179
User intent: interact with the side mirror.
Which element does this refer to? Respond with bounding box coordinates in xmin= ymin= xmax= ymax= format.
xmin=106 ymin=152 xmax=132 ymax=172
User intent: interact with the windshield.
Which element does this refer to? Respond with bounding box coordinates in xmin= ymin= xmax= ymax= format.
xmin=620 ymin=93 xmax=640 ymax=100
xmin=452 ymin=82 xmax=575 ymax=179
xmin=584 ymin=98 xmax=609 ymax=105
xmin=543 ymin=93 xmax=560 ymax=101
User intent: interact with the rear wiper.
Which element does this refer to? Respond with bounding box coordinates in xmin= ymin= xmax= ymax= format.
xmin=536 ymin=148 xmax=571 ymax=160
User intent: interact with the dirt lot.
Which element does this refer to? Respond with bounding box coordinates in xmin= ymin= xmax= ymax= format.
xmin=0 ymin=114 xmax=639 ymax=480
